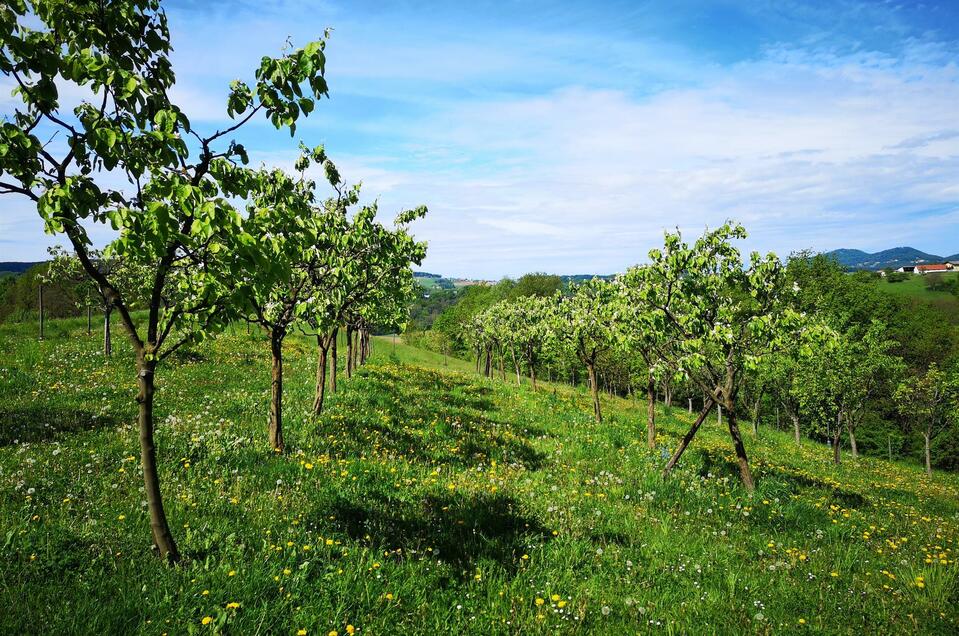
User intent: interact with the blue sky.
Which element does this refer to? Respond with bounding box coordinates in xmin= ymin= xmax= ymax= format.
xmin=3 ymin=0 xmax=959 ymax=277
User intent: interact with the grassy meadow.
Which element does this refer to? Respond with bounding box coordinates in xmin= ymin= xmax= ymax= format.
xmin=2 ymin=317 xmax=958 ymax=634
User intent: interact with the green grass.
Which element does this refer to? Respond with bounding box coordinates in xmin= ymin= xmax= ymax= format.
xmin=2 ymin=317 xmax=958 ymax=634
xmin=876 ymin=271 xmax=958 ymax=300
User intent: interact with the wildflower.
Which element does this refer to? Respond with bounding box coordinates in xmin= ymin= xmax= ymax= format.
xmin=329 ymin=631 xmax=338 ymax=636
xmin=346 ymin=626 xmax=355 ymax=635
xmin=798 ymin=618 xmax=806 ymax=625
xmin=202 ymin=590 xmax=210 ymax=596
xmin=201 ymin=616 xmax=213 ymax=625
xmin=228 ymin=570 xmax=236 ymax=576
xmin=297 ymin=631 xmax=307 ymax=636
xmin=226 ymin=602 xmax=240 ymax=609
xmin=118 ymin=514 xmax=126 ymax=521
xmin=535 ymin=597 xmax=545 ymax=606
xmin=385 ymin=593 xmax=394 ymax=601
xmin=550 ymin=594 xmax=560 ymax=602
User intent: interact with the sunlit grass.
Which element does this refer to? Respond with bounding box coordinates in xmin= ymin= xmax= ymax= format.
xmin=1 ymin=318 xmax=957 ymax=633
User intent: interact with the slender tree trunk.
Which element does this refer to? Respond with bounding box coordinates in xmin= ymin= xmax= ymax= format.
xmin=346 ymin=326 xmax=354 ymax=379
xmin=136 ymin=355 xmax=180 ymax=561
xmin=792 ymin=412 xmax=800 ymax=444
xmin=313 ymin=335 xmax=329 ymax=415
xmin=475 ymin=347 xmax=481 ymax=373
xmin=586 ymin=362 xmax=601 ymax=423
xmin=512 ymin=349 xmax=521 ymax=385
xmin=664 ymin=383 xmax=672 ymax=409
xmin=485 ymin=347 xmax=492 ymax=377
xmin=86 ymin=305 xmax=92 ymax=335
xmin=329 ymin=327 xmax=338 ymax=393
xmin=530 ymin=362 xmax=537 ymax=392
xmin=848 ymin=425 xmax=858 ymax=459
xmin=688 ymin=397 xmax=693 ymax=414
xmin=924 ymin=431 xmax=932 ymax=476
xmin=663 ymin=399 xmax=714 ymax=475
xmin=832 ymin=412 xmax=842 ymax=465
xmin=103 ymin=306 xmax=113 ymax=357
xmin=499 ymin=348 xmax=506 ymax=381
xmin=717 ymin=404 xmax=722 ymax=426
xmin=269 ymin=331 xmax=285 ymax=452
xmin=725 ymin=409 xmax=755 ymax=492
xmin=38 ymin=283 xmax=44 ymax=341
xmin=646 ymin=376 xmax=656 ymax=449
xmin=752 ymin=391 xmax=763 ymax=436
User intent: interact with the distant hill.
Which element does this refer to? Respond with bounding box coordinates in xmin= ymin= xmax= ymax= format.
xmin=824 ymin=247 xmax=952 ymax=271
xmin=0 ymin=262 xmax=42 ymax=277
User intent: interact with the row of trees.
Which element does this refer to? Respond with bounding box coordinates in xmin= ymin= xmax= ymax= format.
xmin=465 ymin=225 xmax=959 ymax=488
xmin=0 ymin=0 xmax=425 ymax=561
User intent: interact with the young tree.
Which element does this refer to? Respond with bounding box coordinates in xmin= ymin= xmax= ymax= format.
xmin=0 ymin=0 xmax=331 ymax=560
xmin=227 ymin=154 xmax=328 ymax=452
xmin=553 ymin=279 xmax=620 ymax=422
xmin=617 ymin=272 xmax=672 ymax=448
xmin=895 ymin=364 xmax=959 ymax=476
xmin=46 ymin=245 xmax=146 ymax=355
xmin=629 ymin=223 xmax=799 ymax=492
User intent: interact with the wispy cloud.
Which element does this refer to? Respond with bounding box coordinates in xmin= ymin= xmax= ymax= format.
xmin=3 ymin=1 xmax=958 ymax=276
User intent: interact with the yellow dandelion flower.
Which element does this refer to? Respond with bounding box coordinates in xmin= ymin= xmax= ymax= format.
xmin=201 ymin=616 xmax=213 ymax=625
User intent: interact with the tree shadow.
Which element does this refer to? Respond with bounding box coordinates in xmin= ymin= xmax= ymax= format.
xmin=320 ymin=365 xmax=546 ymax=469
xmin=0 ymin=406 xmax=120 ymax=446
xmin=311 ymin=491 xmax=550 ymax=579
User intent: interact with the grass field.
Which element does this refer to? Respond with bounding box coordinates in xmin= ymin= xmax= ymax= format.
xmin=875 ymin=271 xmax=958 ymax=300
xmin=2 ymin=317 xmax=958 ymax=634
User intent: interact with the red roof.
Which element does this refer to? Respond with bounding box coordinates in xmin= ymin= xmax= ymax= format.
xmin=916 ymin=264 xmax=951 ymax=272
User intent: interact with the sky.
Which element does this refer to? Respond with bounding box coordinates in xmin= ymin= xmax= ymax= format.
xmin=2 ymin=0 xmax=959 ymax=278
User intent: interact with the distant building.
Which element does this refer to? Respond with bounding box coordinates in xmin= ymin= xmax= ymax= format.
xmin=895 ymin=265 xmax=916 ymax=273
xmin=915 ymin=263 xmax=953 ymax=274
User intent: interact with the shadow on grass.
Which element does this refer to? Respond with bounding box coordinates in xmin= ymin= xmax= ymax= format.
xmin=319 ymin=364 xmax=546 ymax=469
xmin=314 ymin=491 xmax=550 ymax=579
xmin=0 ymin=406 xmax=120 ymax=446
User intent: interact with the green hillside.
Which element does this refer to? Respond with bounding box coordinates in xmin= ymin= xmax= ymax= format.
xmin=876 ymin=271 xmax=959 ymax=300
xmin=1 ymin=317 xmax=957 ymax=634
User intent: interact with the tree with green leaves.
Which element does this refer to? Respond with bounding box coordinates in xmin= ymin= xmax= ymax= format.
xmin=225 ymin=150 xmax=333 ymax=452
xmin=895 ymin=364 xmax=958 ymax=476
xmin=302 ymin=190 xmax=426 ymax=415
xmin=629 ymin=223 xmax=799 ymax=492
xmin=797 ymin=321 xmax=902 ymax=464
xmin=617 ymin=271 xmax=674 ymax=448
xmin=45 ymin=245 xmax=146 ymax=355
xmin=0 ymin=0 xmax=331 ymax=560
xmin=553 ymin=279 xmax=621 ymax=423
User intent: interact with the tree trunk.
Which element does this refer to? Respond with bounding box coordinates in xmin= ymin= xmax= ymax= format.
xmin=329 ymin=327 xmax=338 ymax=393
xmin=475 ymin=347 xmax=481 ymax=373
xmin=136 ymin=356 xmax=180 ymax=561
xmin=663 ymin=399 xmax=714 ymax=475
xmin=512 ymin=349 xmax=521 ymax=385
xmin=848 ymin=426 xmax=858 ymax=459
xmin=832 ymin=412 xmax=842 ymax=465
xmin=499 ymin=349 xmax=506 ymax=381
xmin=752 ymin=391 xmax=762 ymax=436
xmin=717 ymin=404 xmax=722 ymax=426
xmin=791 ymin=412 xmax=800 ymax=444
xmin=345 ymin=326 xmax=354 ymax=379
xmin=103 ymin=306 xmax=113 ymax=357
xmin=530 ymin=363 xmax=537 ymax=392
xmin=586 ymin=362 xmax=601 ymax=423
xmin=646 ymin=376 xmax=656 ymax=449
xmin=688 ymin=397 xmax=693 ymax=414
xmin=924 ymin=431 xmax=932 ymax=476
xmin=38 ymin=283 xmax=44 ymax=341
xmin=269 ymin=332 xmax=285 ymax=452
xmin=87 ymin=305 xmax=92 ymax=335
xmin=725 ymin=409 xmax=755 ymax=492
xmin=484 ymin=347 xmax=492 ymax=377
xmin=313 ymin=335 xmax=328 ymax=415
